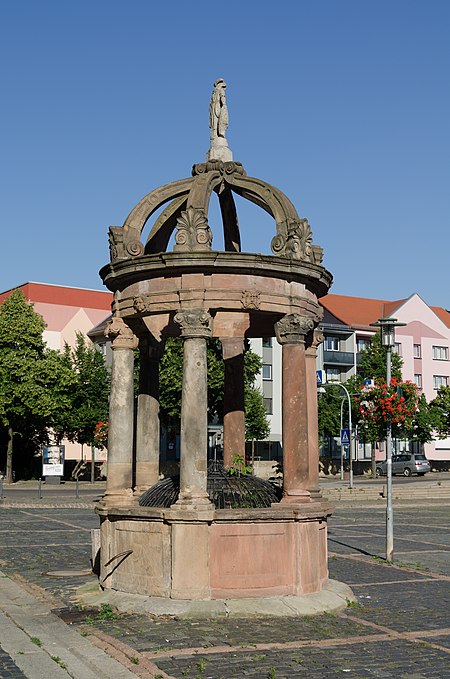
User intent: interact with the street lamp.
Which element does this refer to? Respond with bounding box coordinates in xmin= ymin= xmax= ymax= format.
xmin=370 ymin=317 xmax=406 ymax=563
xmin=319 ymin=382 xmax=355 ymax=489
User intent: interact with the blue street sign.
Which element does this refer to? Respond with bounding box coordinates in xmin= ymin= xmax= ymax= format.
xmin=340 ymin=429 xmax=350 ymax=446
xmin=316 ymin=370 xmax=323 ymax=385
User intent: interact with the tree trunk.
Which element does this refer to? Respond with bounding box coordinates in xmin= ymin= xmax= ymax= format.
xmin=5 ymin=425 xmax=13 ymax=484
xmin=371 ymin=441 xmax=377 ymax=478
xmin=90 ymin=445 xmax=95 ymax=483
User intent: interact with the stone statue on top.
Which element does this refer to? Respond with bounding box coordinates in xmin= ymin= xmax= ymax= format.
xmin=207 ymin=78 xmax=233 ymax=162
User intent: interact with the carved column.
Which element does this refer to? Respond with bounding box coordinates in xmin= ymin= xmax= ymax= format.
xmin=134 ymin=336 xmax=162 ymax=494
xmin=221 ymin=338 xmax=245 ymax=468
xmin=174 ymin=309 xmax=213 ymax=507
xmin=275 ymin=313 xmax=315 ymax=503
xmin=104 ymin=318 xmax=138 ymax=506
xmin=305 ymin=330 xmax=324 ymax=501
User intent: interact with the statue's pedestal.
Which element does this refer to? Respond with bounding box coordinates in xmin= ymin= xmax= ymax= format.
xmin=96 ymin=502 xmax=332 ymax=600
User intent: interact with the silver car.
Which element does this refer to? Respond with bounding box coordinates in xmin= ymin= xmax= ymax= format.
xmin=376 ymin=453 xmax=431 ymax=477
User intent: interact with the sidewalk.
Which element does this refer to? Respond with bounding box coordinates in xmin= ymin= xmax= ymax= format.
xmin=0 ymin=570 xmax=140 ymax=679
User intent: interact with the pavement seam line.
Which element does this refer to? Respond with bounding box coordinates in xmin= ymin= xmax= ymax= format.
xmin=87 ymin=629 xmax=176 ymax=679
xmin=140 ymin=633 xmax=393 ymax=660
xmin=338 ymin=611 xmax=450 ymax=654
xmin=329 ymin=551 xmax=450 ymax=581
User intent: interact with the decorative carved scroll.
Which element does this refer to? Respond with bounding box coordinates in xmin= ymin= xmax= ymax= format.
xmin=109 ymin=227 xmax=144 ymax=262
xmin=275 ymin=313 xmax=315 ymax=345
xmin=271 ymin=218 xmax=319 ymax=263
xmin=174 ymin=207 xmax=212 ymax=252
xmin=105 ymin=317 xmax=138 ymax=350
xmin=174 ymin=309 xmax=212 ymax=339
xmin=192 ymin=161 xmax=246 ymax=177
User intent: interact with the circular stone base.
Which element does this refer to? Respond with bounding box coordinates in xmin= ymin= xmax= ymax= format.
xmin=75 ymin=579 xmax=355 ymax=618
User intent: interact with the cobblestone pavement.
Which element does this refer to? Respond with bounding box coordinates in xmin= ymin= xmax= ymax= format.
xmin=0 ymin=504 xmax=449 ymax=677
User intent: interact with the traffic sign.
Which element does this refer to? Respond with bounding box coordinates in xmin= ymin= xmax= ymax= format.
xmin=340 ymin=428 xmax=350 ymax=446
xmin=316 ymin=370 xmax=323 ymax=385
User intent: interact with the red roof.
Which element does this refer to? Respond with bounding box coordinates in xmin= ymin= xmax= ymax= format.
xmin=320 ymin=294 xmax=406 ymax=330
xmin=0 ymin=282 xmax=112 ymax=310
xmin=431 ymin=306 xmax=450 ymax=328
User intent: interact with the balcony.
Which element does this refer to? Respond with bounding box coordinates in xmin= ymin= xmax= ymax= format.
xmin=323 ymin=350 xmax=355 ymax=366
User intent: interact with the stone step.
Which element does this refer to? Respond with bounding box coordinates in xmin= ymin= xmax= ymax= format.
xmin=322 ymin=483 xmax=450 ymax=502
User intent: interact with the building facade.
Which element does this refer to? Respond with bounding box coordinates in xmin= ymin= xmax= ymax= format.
xmin=253 ymin=292 xmax=450 ymax=463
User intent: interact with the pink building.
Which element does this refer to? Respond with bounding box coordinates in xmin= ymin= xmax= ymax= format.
xmin=319 ymin=293 xmax=450 ymax=462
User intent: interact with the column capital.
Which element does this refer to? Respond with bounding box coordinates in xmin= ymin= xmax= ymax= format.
xmin=306 ymin=329 xmax=324 ymax=356
xmin=275 ymin=313 xmax=315 ymax=345
xmin=105 ymin=317 xmax=138 ymax=350
xmin=175 ymin=308 xmax=212 ymax=339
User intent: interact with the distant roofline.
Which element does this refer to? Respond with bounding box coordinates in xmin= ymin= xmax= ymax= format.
xmin=1 ymin=281 xmax=110 ymax=295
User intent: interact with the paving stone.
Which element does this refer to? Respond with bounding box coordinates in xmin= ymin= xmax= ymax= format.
xmin=0 ymin=646 xmax=27 ymax=679
xmin=1 ymin=503 xmax=450 ymax=678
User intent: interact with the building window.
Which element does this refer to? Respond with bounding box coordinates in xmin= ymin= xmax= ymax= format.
xmin=325 ymin=367 xmax=340 ymax=383
xmin=414 ymin=374 xmax=422 ymax=388
xmin=263 ymin=398 xmax=273 ymax=415
xmin=326 ymin=336 xmax=339 ymax=351
xmin=356 ymin=338 xmax=370 ymax=352
xmin=413 ymin=344 xmax=421 ymax=358
xmin=433 ymin=346 xmax=449 ymax=361
xmin=262 ymin=337 xmax=272 ymax=348
xmin=262 ymin=364 xmax=272 ymax=380
xmin=393 ymin=342 xmax=402 ymax=356
xmin=433 ymin=375 xmax=449 ymax=390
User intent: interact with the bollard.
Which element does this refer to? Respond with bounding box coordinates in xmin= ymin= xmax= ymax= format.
xmin=38 ymin=478 xmax=42 ymax=499
xmin=76 ymin=477 xmax=79 ymax=498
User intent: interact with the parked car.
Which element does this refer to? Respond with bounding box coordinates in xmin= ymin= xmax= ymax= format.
xmin=376 ymin=453 xmax=431 ymax=477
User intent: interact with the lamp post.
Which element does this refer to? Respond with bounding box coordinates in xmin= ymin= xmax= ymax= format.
xmin=340 ymin=398 xmax=346 ymax=481
xmin=370 ymin=317 xmax=406 ymax=563
xmin=319 ymin=382 xmax=354 ymax=489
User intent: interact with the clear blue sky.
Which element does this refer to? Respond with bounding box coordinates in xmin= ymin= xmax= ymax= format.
xmin=1 ymin=0 xmax=449 ymax=308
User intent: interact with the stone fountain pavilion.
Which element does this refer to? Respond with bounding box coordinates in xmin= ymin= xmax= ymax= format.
xmin=96 ymin=81 xmax=346 ymax=609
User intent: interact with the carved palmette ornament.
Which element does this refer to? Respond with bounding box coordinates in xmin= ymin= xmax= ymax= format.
xmin=174 ymin=207 xmax=212 ymax=252
xmin=241 ymin=290 xmax=261 ymax=310
xmin=271 ymin=218 xmax=323 ymax=264
xmin=104 ymin=317 xmax=138 ymax=349
xmin=275 ymin=313 xmax=315 ymax=345
xmin=174 ymin=309 xmax=212 ymax=338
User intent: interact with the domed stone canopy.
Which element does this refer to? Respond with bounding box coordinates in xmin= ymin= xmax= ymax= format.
xmin=97 ymin=81 xmax=336 ymax=606
xmin=109 ymin=158 xmax=325 ymax=265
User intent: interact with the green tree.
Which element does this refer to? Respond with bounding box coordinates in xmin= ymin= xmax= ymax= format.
xmin=409 ymin=393 xmax=436 ymax=445
xmin=430 ymin=386 xmax=450 ymax=439
xmin=317 ymin=384 xmax=342 ymax=442
xmin=245 ymin=386 xmax=270 ymax=441
xmin=56 ymin=333 xmax=110 ymax=450
xmin=359 ymin=330 xmax=403 ymax=383
xmin=158 ymin=337 xmax=269 ymax=438
xmin=0 ymin=290 xmax=75 ymax=482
